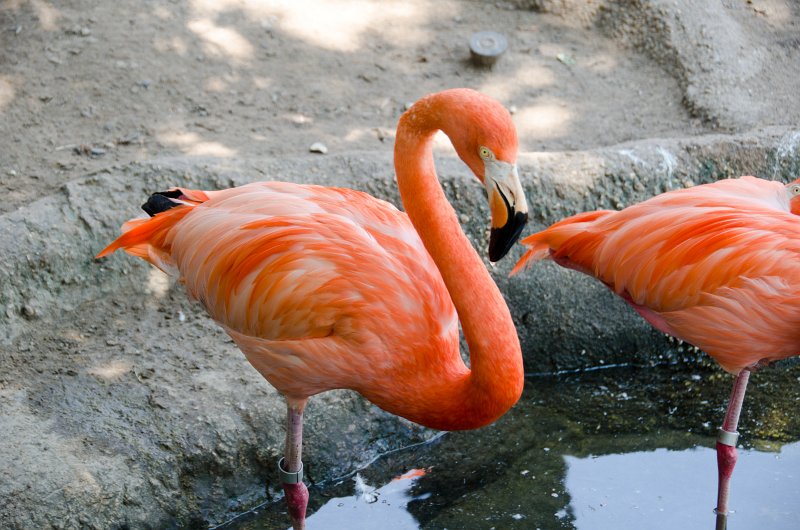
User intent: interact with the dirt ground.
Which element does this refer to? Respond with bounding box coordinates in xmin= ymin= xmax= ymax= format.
xmin=2 ymin=0 xmax=800 ymax=527
xmin=0 ymin=0 xmax=707 ymax=214
xmin=3 ymin=0 xmax=798 ymax=210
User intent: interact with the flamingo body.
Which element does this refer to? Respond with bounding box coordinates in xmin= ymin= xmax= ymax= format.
xmin=514 ymin=176 xmax=800 ymax=373
xmin=513 ymin=175 xmax=800 ymax=527
xmin=99 ymin=178 xmax=517 ymax=429
xmin=99 ymin=89 xmax=530 ymax=529
xmin=99 ymin=88 xmax=529 ymax=437
xmin=125 ymin=181 xmax=469 ymax=407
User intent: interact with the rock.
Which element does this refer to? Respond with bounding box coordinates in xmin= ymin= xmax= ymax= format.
xmin=597 ymin=0 xmax=768 ymax=130
xmin=117 ymin=131 xmax=142 ymax=145
xmin=20 ymin=305 xmax=37 ymax=320
xmin=309 ymin=142 xmax=328 ymax=154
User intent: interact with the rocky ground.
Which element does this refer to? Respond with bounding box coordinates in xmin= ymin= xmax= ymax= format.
xmin=1 ymin=0 xmax=799 ymax=528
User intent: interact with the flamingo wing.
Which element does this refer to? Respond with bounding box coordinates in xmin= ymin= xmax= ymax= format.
xmin=102 ymin=181 xmax=459 ymax=396
xmin=515 ymin=176 xmax=800 ymax=372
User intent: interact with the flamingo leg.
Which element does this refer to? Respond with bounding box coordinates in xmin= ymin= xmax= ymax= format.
xmin=714 ymin=368 xmax=751 ymax=530
xmin=280 ymin=399 xmax=309 ymax=530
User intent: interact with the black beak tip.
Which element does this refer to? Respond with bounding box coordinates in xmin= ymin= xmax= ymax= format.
xmin=488 ymin=211 xmax=528 ymax=262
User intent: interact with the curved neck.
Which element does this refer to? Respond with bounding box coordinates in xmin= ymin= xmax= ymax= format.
xmin=388 ymin=101 xmax=524 ymax=431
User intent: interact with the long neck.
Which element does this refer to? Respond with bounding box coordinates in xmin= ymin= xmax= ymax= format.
xmin=387 ymin=105 xmax=524 ymax=431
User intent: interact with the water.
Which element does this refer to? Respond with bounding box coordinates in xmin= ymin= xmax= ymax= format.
xmin=227 ymin=362 xmax=800 ymax=529
xmin=565 ymin=444 xmax=800 ymax=529
xmin=301 ymin=470 xmax=429 ymax=529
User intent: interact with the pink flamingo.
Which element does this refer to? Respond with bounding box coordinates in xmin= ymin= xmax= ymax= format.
xmin=97 ymin=89 xmax=529 ymax=529
xmin=512 ymin=175 xmax=800 ymax=530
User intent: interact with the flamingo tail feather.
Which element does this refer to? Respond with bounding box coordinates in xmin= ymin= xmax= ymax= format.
xmin=95 ymin=187 xmax=208 ymax=264
xmin=510 ymin=210 xmax=610 ymax=276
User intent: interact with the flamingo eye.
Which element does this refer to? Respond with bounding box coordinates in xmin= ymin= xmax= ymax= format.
xmin=479 ymin=146 xmax=495 ymax=161
xmin=790 ymin=184 xmax=800 ymax=196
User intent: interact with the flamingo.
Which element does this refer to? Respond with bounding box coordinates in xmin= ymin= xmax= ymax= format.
xmin=96 ymin=89 xmax=529 ymax=529
xmin=511 ymin=175 xmax=800 ymax=529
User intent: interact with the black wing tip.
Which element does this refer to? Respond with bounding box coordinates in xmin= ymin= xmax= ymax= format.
xmin=141 ymin=189 xmax=183 ymax=217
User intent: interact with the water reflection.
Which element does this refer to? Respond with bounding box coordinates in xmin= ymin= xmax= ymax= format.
xmin=303 ymin=470 xmax=427 ymax=530
xmin=229 ymin=364 xmax=800 ymax=529
xmin=565 ymin=442 xmax=800 ymax=530
xmin=254 ymin=442 xmax=800 ymax=530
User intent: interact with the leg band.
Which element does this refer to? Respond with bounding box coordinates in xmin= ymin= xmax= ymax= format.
xmin=717 ymin=428 xmax=739 ymax=447
xmin=278 ymin=457 xmax=304 ymax=484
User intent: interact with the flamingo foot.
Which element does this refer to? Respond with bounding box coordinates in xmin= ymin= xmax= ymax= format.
xmin=715 ymin=438 xmax=738 ymax=530
xmin=283 ymin=481 xmax=309 ymax=530
xmin=714 ymin=369 xmax=750 ymax=530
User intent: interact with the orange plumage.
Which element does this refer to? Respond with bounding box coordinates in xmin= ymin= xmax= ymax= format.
xmin=100 ymin=182 xmax=461 ymax=402
xmin=513 ymin=175 xmax=800 ymax=373
xmin=97 ymin=89 xmax=529 ymax=529
xmin=97 ymin=176 xmax=524 ymax=429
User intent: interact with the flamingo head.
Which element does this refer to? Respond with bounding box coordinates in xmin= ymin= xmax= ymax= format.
xmin=440 ymin=89 xmax=529 ymax=262
xmin=480 ymin=144 xmax=529 ymax=262
xmin=787 ymin=178 xmax=800 ymax=215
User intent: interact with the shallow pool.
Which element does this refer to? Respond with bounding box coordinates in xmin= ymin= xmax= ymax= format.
xmin=226 ymin=362 xmax=800 ymax=529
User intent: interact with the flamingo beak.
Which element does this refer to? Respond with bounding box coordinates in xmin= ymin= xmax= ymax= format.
xmin=485 ymin=161 xmax=528 ymax=262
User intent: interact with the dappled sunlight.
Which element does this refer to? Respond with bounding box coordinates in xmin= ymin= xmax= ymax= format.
xmin=29 ymin=0 xmax=60 ymax=31
xmin=189 ymin=0 xmax=445 ymax=52
xmin=584 ymin=52 xmax=619 ymax=75
xmin=153 ymin=36 xmax=189 ymax=55
xmin=152 ymin=5 xmax=172 ymax=20
xmin=275 ymin=0 xmax=426 ymax=51
xmin=204 ymin=77 xmax=228 ymax=93
xmin=89 ymin=360 xmax=134 ymax=381
xmin=249 ymin=132 xmax=270 ymax=142
xmin=63 ymin=469 xmax=101 ymax=495
xmin=0 ymin=0 xmax=60 ymax=30
xmin=480 ymin=66 xmax=556 ymax=100
xmin=0 ymin=77 xmax=15 ymax=111
xmin=158 ymin=131 xmax=238 ymax=157
xmin=63 ymin=330 xmax=85 ymax=343
xmin=343 ymin=126 xmax=395 ymax=144
xmin=146 ymin=268 xmax=169 ymax=298
xmin=750 ymin=0 xmax=793 ymax=26
xmin=514 ymin=100 xmax=573 ymax=140
xmin=252 ymin=76 xmax=271 ymax=89
xmin=538 ymin=42 xmax=579 ymax=64
xmin=284 ymin=112 xmax=314 ymax=126
xmin=517 ymin=150 xmax=605 ymax=187
xmin=188 ymin=18 xmax=254 ymax=61
xmin=204 ymin=73 xmax=269 ymax=93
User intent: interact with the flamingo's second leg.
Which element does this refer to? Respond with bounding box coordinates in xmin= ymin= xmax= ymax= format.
xmin=715 ymin=368 xmax=751 ymax=530
xmin=280 ymin=399 xmax=309 ymax=530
